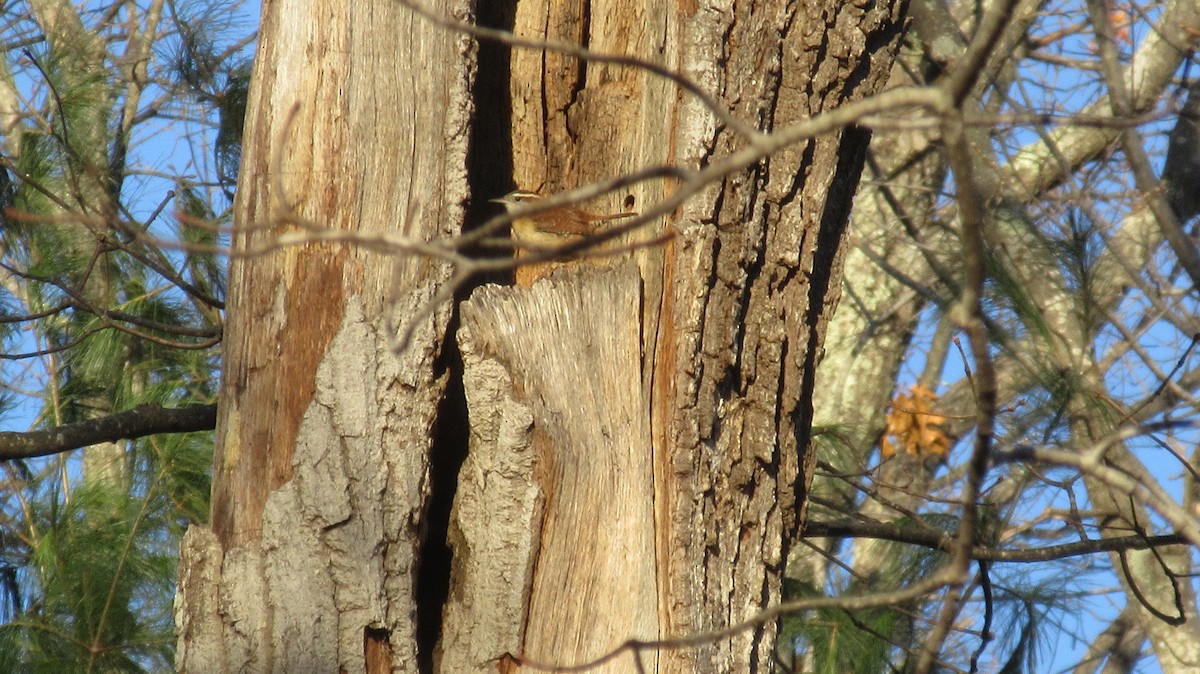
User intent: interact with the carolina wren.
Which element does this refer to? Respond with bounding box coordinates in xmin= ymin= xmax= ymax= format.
xmin=490 ymin=190 xmax=637 ymax=285
xmin=489 ymin=190 xmax=636 ymax=249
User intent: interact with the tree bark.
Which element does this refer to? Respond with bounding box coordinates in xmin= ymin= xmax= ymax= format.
xmin=444 ymin=1 xmax=906 ymax=672
xmin=175 ymin=0 xmax=473 ymax=670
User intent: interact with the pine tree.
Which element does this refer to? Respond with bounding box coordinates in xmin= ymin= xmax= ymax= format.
xmin=0 ymin=2 xmax=251 ymax=669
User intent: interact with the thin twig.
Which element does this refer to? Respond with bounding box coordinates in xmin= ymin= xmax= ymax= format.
xmin=512 ymin=575 xmax=953 ymax=673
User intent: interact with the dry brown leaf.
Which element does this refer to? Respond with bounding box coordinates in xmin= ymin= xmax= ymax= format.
xmin=881 ymin=384 xmax=950 ymax=459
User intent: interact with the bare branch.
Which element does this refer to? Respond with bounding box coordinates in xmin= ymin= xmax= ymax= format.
xmin=805 ymin=518 xmax=1188 ymax=562
xmin=994 ymin=426 xmax=1200 ymax=550
xmin=0 ymin=403 xmax=217 ymax=460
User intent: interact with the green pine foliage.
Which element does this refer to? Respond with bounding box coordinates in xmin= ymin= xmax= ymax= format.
xmin=0 ymin=1 xmax=251 ymax=670
xmin=782 ymin=524 xmax=950 ymax=674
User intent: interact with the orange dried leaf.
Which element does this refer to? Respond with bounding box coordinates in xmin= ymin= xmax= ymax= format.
xmin=1110 ymin=8 xmax=1131 ymax=44
xmin=881 ymin=385 xmax=950 ymax=458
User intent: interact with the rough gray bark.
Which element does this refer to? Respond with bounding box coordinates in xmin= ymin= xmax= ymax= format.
xmin=174 ymin=0 xmax=474 ymax=669
xmin=444 ymin=1 xmax=907 ymax=672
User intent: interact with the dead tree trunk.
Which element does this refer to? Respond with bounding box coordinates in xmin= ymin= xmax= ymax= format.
xmin=175 ymin=0 xmax=907 ymax=672
xmin=442 ymin=1 xmax=907 ymax=672
xmin=174 ymin=0 xmax=473 ymax=670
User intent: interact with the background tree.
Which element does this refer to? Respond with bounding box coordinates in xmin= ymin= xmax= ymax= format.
xmin=792 ymin=0 xmax=1200 ymax=672
xmin=0 ymin=0 xmax=250 ymax=669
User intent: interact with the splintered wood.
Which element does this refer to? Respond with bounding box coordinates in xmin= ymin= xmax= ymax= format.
xmin=443 ymin=262 xmax=656 ymax=674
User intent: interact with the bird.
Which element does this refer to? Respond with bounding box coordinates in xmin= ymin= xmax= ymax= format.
xmin=489 ymin=189 xmax=636 ymax=285
xmin=489 ymin=189 xmax=636 ymax=249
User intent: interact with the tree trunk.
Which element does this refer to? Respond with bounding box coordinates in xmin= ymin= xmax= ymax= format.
xmin=174 ymin=0 xmax=473 ymax=670
xmin=28 ymin=0 xmax=128 ymax=485
xmin=175 ymin=0 xmax=907 ymax=672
